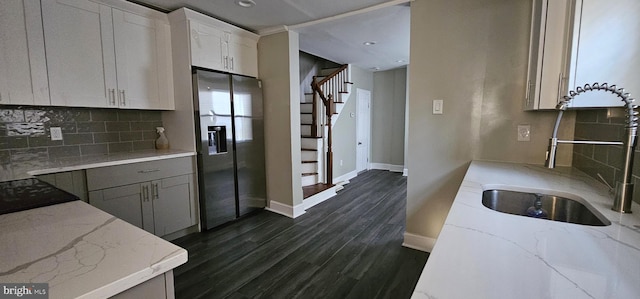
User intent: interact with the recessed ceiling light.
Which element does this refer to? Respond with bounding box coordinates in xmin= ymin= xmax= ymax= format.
xmin=235 ymin=0 xmax=256 ymax=8
xmin=396 ymin=60 xmax=405 ymax=63
xmin=363 ymin=41 xmax=376 ymax=46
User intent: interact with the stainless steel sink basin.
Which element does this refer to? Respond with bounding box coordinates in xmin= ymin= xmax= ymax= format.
xmin=482 ymin=189 xmax=611 ymax=226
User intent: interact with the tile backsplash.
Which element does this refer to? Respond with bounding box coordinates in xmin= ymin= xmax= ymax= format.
xmin=572 ymin=108 xmax=640 ymax=204
xmin=0 ymin=106 xmax=162 ymax=164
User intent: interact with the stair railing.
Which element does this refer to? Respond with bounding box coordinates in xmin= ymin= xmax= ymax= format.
xmin=310 ymin=64 xmax=349 ymax=185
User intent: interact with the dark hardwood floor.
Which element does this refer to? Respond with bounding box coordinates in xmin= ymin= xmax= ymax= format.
xmin=171 ymin=170 xmax=429 ymax=299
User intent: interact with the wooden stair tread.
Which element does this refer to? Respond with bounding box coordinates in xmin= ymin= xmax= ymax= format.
xmin=345 ymin=82 xmax=354 ymax=84
xmin=302 ymin=160 xmax=318 ymax=163
xmin=304 ymin=93 xmax=313 ymax=95
xmin=300 ymin=112 xmax=312 ymax=114
xmin=301 ymin=135 xmax=322 ymax=138
xmin=301 ymin=148 xmax=317 ymax=151
xmin=339 ymin=91 xmax=348 ymax=94
xmin=302 ymin=172 xmax=318 ymax=176
xmin=302 ymin=183 xmax=335 ymax=199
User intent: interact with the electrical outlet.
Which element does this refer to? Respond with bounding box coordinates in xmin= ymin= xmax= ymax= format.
xmin=50 ymin=127 xmax=63 ymax=141
xmin=517 ymin=125 xmax=531 ymax=142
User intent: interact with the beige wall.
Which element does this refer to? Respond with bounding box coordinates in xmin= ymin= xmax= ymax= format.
xmin=372 ymin=67 xmax=407 ymax=166
xmin=258 ymin=31 xmax=303 ymax=207
xmin=332 ymin=66 xmax=374 ymax=178
xmin=406 ymin=0 xmax=575 ymax=246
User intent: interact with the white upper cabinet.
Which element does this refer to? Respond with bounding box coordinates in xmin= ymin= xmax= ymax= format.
xmin=42 ymin=0 xmax=174 ymax=110
xmin=526 ymin=0 xmax=640 ymax=110
xmin=42 ymin=0 xmax=116 ymax=108
xmin=113 ymin=9 xmax=174 ymax=110
xmin=227 ymin=34 xmax=259 ymax=77
xmin=190 ymin=21 xmax=226 ymax=72
xmin=0 ymin=0 xmax=49 ymax=106
xmin=525 ymin=0 xmax=575 ymax=110
xmin=566 ymin=0 xmax=640 ymax=108
xmin=172 ymin=8 xmax=259 ymax=77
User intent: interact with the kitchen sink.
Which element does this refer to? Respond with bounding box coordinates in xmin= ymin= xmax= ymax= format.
xmin=482 ymin=189 xmax=611 ymax=226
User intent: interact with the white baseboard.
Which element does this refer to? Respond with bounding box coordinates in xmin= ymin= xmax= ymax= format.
xmin=334 ymin=169 xmax=358 ymax=184
xmin=369 ymin=163 xmax=404 ymax=173
xmin=402 ymin=232 xmax=436 ymax=252
xmin=303 ymin=186 xmax=338 ymax=210
xmin=403 ymin=168 xmax=408 ymax=176
xmin=265 ymin=200 xmax=306 ymax=219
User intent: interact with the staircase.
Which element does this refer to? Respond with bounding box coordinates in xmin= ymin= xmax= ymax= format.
xmin=300 ymin=65 xmax=352 ymax=194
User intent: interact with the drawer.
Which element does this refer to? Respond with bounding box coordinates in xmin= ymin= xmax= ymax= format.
xmin=87 ymin=157 xmax=195 ymax=191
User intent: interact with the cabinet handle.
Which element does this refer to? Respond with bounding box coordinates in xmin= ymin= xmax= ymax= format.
xmin=137 ymin=169 xmax=160 ymax=173
xmin=525 ymin=80 xmax=531 ymax=106
xmin=142 ymin=185 xmax=149 ymax=202
xmin=556 ymin=72 xmax=564 ymax=104
xmin=224 ymin=56 xmax=228 ymax=69
xmin=230 ymin=57 xmax=234 ymax=70
xmin=120 ymin=90 xmax=126 ymax=106
xmin=153 ymin=183 xmax=159 ymax=200
xmin=0 ymin=92 xmax=3 ymax=103
xmin=109 ymin=89 xmax=116 ymax=106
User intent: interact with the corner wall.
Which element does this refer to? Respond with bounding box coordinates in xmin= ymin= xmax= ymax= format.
xmin=258 ymin=31 xmax=303 ymax=212
xmin=372 ymin=67 xmax=407 ymax=168
xmin=405 ymin=0 xmax=576 ymax=251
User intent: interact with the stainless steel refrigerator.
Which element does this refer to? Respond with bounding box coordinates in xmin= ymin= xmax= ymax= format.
xmin=193 ymin=69 xmax=266 ymax=230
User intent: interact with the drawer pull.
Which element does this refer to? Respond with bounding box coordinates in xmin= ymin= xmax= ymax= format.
xmin=138 ymin=169 xmax=160 ymax=173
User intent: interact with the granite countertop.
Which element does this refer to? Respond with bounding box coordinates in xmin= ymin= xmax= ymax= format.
xmin=0 ymin=149 xmax=195 ymax=182
xmin=412 ymin=161 xmax=640 ymax=299
xmin=0 ymin=200 xmax=187 ymax=298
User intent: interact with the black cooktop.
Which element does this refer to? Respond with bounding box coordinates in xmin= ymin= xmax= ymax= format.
xmin=0 ymin=178 xmax=79 ymax=215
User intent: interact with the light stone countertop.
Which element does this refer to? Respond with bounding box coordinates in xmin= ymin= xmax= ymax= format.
xmin=411 ymin=161 xmax=640 ymax=299
xmin=0 ymin=200 xmax=187 ymax=298
xmin=0 ymin=149 xmax=195 ymax=182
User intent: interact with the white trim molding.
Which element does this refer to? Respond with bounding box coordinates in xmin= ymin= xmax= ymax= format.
xmin=369 ymin=163 xmax=404 ymax=173
xmin=334 ymin=169 xmax=358 ymax=184
xmin=402 ymin=232 xmax=436 ymax=252
xmin=303 ymin=186 xmax=339 ymax=210
xmin=265 ymin=200 xmax=306 ymax=219
xmin=403 ymin=168 xmax=408 ymax=176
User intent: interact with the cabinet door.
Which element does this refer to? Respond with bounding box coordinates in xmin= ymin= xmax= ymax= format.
xmin=190 ymin=21 xmax=226 ymax=71
xmin=42 ymin=0 xmax=117 ymax=108
xmin=0 ymin=0 xmax=49 ymax=106
xmin=227 ymin=34 xmax=258 ymax=77
xmin=151 ymin=174 xmax=196 ymax=236
xmin=526 ymin=0 xmax=574 ymax=110
xmin=567 ymin=0 xmax=640 ymax=108
xmin=113 ymin=9 xmax=174 ymax=110
xmin=89 ymin=183 xmax=155 ymax=234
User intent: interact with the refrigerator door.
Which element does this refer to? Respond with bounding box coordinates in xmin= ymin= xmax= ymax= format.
xmin=231 ymin=75 xmax=266 ymax=216
xmin=194 ymin=70 xmax=237 ymax=230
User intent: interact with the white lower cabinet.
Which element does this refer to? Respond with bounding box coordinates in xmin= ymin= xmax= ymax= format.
xmin=87 ymin=157 xmax=197 ymax=238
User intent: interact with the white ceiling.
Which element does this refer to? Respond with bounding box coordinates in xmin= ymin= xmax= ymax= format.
xmin=130 ymin=0 xmax=410 ymax=71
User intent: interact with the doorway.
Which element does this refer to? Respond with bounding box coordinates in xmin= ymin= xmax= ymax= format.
xmin=356 ymin=89 xmax=371 ymax=173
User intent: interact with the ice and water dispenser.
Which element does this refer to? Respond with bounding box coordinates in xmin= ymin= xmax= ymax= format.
xmin=207 ymin=126 xmax=227 ymax=155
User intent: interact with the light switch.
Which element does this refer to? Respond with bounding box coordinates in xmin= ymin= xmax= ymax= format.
xmin=433 ymin=99 xmax=443 ymax=114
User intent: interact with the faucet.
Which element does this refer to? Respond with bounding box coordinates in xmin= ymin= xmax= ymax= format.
xmin=545 ymin=82 xmax=638 ymax=213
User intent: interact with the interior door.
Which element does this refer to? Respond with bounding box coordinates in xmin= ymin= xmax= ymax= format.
xmin=356 ymin=89 xmax=371 ymax=173
xmin=232 ymin=75 xmax=266 ymax=217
